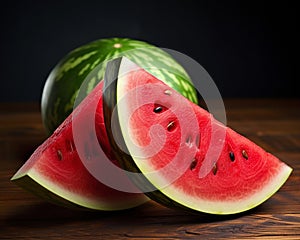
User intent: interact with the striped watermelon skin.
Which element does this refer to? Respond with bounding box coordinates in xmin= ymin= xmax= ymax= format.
xmin=42 ymin=38 xmax=198 ymax=134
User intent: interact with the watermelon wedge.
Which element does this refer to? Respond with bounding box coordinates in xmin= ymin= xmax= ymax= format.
xmin=11 ymin=80 xmax=148 ymax=210
xmin=103 ymin=57 xmax=293 ymax=214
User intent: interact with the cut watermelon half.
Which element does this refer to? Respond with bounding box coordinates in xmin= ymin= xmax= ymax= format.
xmin=103 ymin=57 xmax=293 ymax=214
xmin=11 ymin=80 xmax=148 ymax=210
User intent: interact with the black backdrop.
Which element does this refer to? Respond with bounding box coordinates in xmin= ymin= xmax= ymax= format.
xmin=0 ymin=0 xmax=297 ymax=101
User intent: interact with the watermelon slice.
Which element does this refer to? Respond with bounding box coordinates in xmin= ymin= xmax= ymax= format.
xmin=103 ymin=57 xmax=293 ymax=214
xmin=11 ymin=80 xmax=148 ymax=210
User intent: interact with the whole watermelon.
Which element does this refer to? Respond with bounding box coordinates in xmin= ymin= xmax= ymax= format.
xmin=41 ymin=38 xmax=198 ymax=133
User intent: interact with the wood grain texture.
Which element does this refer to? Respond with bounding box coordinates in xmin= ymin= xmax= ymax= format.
xmin=0 ymin=99 xmax=299 ymax=239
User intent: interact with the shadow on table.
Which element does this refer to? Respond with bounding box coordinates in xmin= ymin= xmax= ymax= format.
xmin=4 ymin=199 xmax=259 ymax=228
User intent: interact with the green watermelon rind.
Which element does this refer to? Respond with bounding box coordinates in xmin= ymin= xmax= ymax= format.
xmin=42 ymin=38 xmax=198 ymax=134
xmin=11 ymin=169 xmax=146 ymax=211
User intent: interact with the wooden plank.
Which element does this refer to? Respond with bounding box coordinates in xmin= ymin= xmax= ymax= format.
xmin=0 ymin=99 xmax=299 ymax=239
xmin=1 ymin=195 xmax=300 ymax=239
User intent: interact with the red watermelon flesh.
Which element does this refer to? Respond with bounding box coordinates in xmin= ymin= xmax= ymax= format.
xmin=106 ymin=57 xmax=293 ymax=214
xmin=11 ymin=80 xmax=148 ymax=210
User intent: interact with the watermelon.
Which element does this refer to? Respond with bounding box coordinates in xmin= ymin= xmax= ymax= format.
xmin=42 ymin=38 xmax=198 ymax=134
xmin=103 ymin=57 xmax=293 ymax=215
xmin=11 ymin=79 xmax=148 ymax=210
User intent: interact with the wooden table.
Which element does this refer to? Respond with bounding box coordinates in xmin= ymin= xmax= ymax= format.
xmin=1 ymin=99 xmax=299 ymax=239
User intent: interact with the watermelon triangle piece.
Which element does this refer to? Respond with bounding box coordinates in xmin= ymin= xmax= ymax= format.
xmin=11 ymin=80 xmax=148 ymax=211
xmin=103 ymin=57 xmax=293 ymax=214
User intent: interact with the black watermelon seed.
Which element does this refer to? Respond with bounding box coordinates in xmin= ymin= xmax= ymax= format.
xmin=167 ymin=121 xmax=176 ymax=132
xmin=242 ymin=150 xmax=248 ymax=160
xmin=154 ymin=106 xmax=163 ymax=113
xmin=190 ymin=159 xmax=197 ymax=170
xmin=229 ymin=151 xmax=235 ymax=161
xmin=212 ymin=164 xmax=218 ymax=175
xmin=57 ymin=150 xmax=63 ymax=161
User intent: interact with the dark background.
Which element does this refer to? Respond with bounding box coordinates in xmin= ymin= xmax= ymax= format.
xmin=0 ymin=0 xmax=297 ymax=102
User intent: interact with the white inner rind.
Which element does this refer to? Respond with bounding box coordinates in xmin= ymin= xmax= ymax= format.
xmin=159 ymin=164 xmax=292 ymax=214
xmin=12 ymin=168 xmax=146 ymax=211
